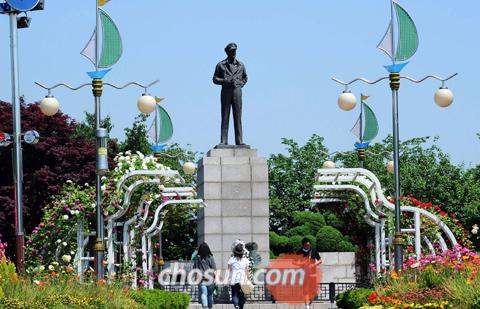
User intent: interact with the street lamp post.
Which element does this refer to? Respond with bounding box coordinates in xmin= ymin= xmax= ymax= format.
xmin=333 ymin=73 xmax=457 ymax=271
xmin=35 ymin=78 xmax=159 ymax=279
xmin=0 ymin=0 xmax=44 ymax=273
xmin=332 ymin=0 xmax=457 ymax=272
xmin=35 ymin=0 xmax=160 ymax=279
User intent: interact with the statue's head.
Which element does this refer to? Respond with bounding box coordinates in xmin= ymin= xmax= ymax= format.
xmin=224 ymin=42 xmax=237 ymax=59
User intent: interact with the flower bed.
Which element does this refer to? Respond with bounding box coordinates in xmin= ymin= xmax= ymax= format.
xmin=0 ymin=251 xmax=190 ymax=308
xmin=337 ymin=245 xmax=480 ymax=308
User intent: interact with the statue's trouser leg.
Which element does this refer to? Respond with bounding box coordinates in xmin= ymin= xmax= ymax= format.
xmin=220 ymin=89 xmax=232 ymax=144
xmin=232 ymin=88 xmax=243 ymax=145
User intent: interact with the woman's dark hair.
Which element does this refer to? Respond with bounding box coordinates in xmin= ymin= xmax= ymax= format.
xmin=301 ymin=237 xmax=311 ymax=245
xmin=198 ymin=242 xmax=213 ymax=259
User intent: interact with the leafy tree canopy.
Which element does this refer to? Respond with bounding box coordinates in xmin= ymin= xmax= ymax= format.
xmin=0 ymin=101 xmax=97 ymax=257
xmin=268 ymin=134 xmax=328 ymax=232
xmin=120 ymin=114 xmax=151 ymax=155
xmin=72 ymin=111 xmax=113 ymax=140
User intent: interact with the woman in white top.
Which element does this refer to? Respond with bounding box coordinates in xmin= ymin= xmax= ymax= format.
xmin=228 ymin=243 xmax=249 ymax=309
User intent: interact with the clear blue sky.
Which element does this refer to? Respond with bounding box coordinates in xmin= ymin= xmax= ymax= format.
xmin=0 ymin=0 xmax=478 ymax=165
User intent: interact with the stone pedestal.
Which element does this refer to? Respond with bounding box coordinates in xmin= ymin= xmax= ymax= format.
xmin=197 ymin=148 xmax=270 ymax=270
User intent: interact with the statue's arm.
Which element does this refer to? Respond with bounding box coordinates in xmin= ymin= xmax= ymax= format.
xmin=213 ymin=64 xmax=225 ymax=85
xmin=241 ymin=65 xmax=248 ymax=87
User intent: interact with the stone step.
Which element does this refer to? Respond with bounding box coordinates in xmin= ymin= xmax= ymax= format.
xmin=188 ymin=303 xmax=337 ymax=309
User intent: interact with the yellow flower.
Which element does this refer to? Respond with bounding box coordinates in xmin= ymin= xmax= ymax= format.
xmin=391 ymin=271 xmax=399 ymax=280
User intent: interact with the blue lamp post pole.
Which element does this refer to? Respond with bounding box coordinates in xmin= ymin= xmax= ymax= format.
xmin=1 ymin=0 xmax=44 ymax=273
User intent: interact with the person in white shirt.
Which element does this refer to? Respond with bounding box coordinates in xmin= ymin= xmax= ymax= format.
xmin=228 ymin=243 xmax=249 ymax=309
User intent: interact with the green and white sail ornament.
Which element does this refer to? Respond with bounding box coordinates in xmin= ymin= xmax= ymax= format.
xmin=350 ymin=94 xmax=379 ymax=150
xmin=81 ymin=3 xmax=123 ymax=79
xmin=148 ymin=98 xmax=174 ymax=152
xmin=377 ymin=0 xmax=419 ymax=73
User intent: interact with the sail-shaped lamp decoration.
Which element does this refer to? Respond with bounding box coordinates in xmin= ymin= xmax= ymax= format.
xmin=350 ymin=94 xmax=379 ymax=166
xmin=148 ymin=98 xmax=174 ymax=153
xmin=377 ymin=0 xmax=419 ymax=73
xmin=81 ymin=7 xmax=123 ymax=78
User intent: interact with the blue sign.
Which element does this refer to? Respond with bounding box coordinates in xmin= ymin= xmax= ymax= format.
xmin=5 ymin=0 xmax=39 ymax=12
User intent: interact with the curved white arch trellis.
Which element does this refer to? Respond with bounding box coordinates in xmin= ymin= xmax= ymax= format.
xmin=75 ymin=169 xmax=206 ymax=283
xmin=312 ymin=167 xmax=457 ymax=272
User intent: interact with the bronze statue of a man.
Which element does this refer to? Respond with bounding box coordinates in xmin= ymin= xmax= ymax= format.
xmin=213 ymin=42 xmax=248 ymax=146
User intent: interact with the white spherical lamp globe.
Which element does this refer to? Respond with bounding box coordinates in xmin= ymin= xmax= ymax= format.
xmin=182 ymin=162 xmax=196 ymax=175
xmin=434 ymin=87 xmax=454 ymax=108
xmin=322 ymin=160 xmax=336 ymax=169
xmin=387 ymin=161 xmax=395 ymax=174
xmin=337 ymin=91 xmax=357 ymax=111
xmin=137 ymin=94 xmax=156 ymax=114
xmin=39 ymin=96 xmax=59 ymax=116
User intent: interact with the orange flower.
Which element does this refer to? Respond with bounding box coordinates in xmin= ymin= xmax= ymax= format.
xmin=382 ymin=296 xmax=392 ymax=303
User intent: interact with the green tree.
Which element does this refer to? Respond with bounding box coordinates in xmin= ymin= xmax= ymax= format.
xmin=268 ymin=134 xmax=328 ymax=232
xmin=120 ymin=114 xmax=151 ymax=154
xmin=461 ymin=165 xmax=480 ymax=232
xmin=73 ymin=111 xmax=113 ymax=140
xmin=334 ymin=136 xmax=468 ymax=218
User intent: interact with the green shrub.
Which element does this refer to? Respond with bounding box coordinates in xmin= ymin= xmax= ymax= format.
xmin=270 ymin=231 xmax=281 ymax=248
xmin=420 ymin=265 xmax=445 ymax=289
xmin=336 ymin=288 xmax=373 ymax=309
xmin=277 ymin=236 xmax=291 ymax=253
xmin=347 ymin=288 xmax=373 ymax=308
xmin=292 ymin=211 xmax=325 ymax=232
xmin=316 ymin=226 xmax=344 ymax=252
xmin=472 ymin=295 xmax=480 ymax=309
xmin=285 ymin=225 xmax=315 ymax=238
xmin=324 ymin=211 xmax=344 ymax=230
xmin=270 ymin=232 xmax=292 ymax=254
xmin=337 ymin=240 xmax=357 ymax=252
xmin=129 ymin=289 xmax=190 ymax=309
xmin=316 ymin=226 xmax=356 ymax=252
xmin=0 ymin=257 xmax=16 ymax=287
xmin=336 ymin=290 xmax=348 ymax=308
xmin=288 ymin=235 xmax=303 ymax=252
